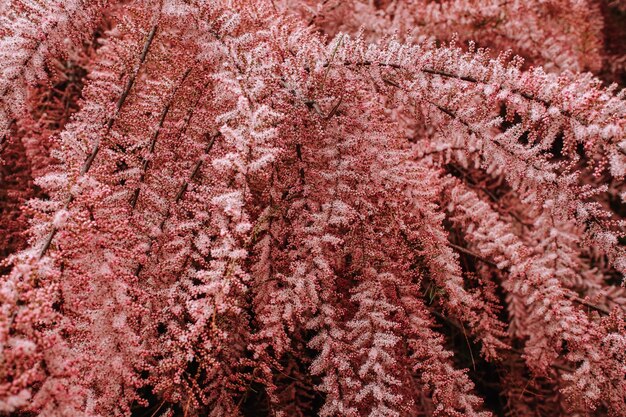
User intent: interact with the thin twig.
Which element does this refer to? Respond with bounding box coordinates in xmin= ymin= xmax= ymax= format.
xmin=149 ymin=400 xmax=166 ymax=417
xmin=326 ymin=95 xmax=343 ymax=119
xmin=461 ymin=321 xmax=476 ymax=371
xmin=448 ymin=241 xmax=611 ymax=315
xmin=336 ymin=60 xmax=607 ymax=132
xmin=569 ymin=295 xmax=611 ymax=315
xmin=322 ymin=33 xmax=344 ymax=90
xmin=130 ymin=66 xmax=194 ymax=209
xmin=134 ymin=132 xmax=220 ymax=276
xmin=448 ymin=242 xmax=499 ymax=268
xmin=38 ymin=24 xmax=158 ymax=259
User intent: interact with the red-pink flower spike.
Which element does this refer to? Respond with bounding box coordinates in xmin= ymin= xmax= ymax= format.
xmin=0 ymin=1 xmax=625 ymax=416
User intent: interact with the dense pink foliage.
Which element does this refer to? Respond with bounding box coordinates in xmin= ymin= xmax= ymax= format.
xmin=0 ymin=1 xmax=625 ymax=416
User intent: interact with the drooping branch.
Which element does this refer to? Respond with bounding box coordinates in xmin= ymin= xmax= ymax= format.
xmin=328 ymin=60 xmax=623 ymax=134
xmin=130 ymin=66 xmax=194 ymax=209
xmin=38 ymin=24 xmax=158 ymax=259
xmin=134 ymin=132 xmax=219 ymax=276
xmin=447 ymin=241 xmax=611 ymax=315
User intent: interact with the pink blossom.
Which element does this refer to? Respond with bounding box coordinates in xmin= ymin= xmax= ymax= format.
xmin=1 ymin=1 xmax=625 ymax=416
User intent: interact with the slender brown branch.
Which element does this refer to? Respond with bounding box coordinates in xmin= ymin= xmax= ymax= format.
xmin=85 ymin=23 xmax=158 ymax=177
xmin=38 ymin=25 xmax=158 ymax=259
xmin=135 ymin=132 xmax=220 ymax=276
xmin=434 ymin=311 xmax=578 ymax=373
xmin=448 ymin=242 xmax=499 ymax=268
xmin=569 ymin=295 xmax=611 ymax=315
xmin=449 ymin=241 xmax=611 ymax=315
xmin=338 ymin=59 xmax=605 ymax=130
xmin=174 ymin=133 xmax=218 ymax=203
xmin=326 ymin=95 xmax=343 ymax=119
xmin=419 ymin=67 xmax=623 ymax=144
xmin=130 ymin=66 xmax=194 ymax=209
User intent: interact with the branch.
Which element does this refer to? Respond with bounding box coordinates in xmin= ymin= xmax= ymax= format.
xmin=336 ymin=60 xmax=611 ymax=131
xmin=448 ymin=242 xmax=498 ymax=268
xmin=130 ymin=66 xmax=194 ymax=209
xmin=135 ymin=132 xmax=220 ymax=276
xmin=38 ymin=25 xmax=158 ymax=259
xmin=448 ymin=241 xmax=611 ymax=315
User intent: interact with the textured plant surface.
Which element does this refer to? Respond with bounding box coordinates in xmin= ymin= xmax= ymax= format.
xmin=1 ymin=1 xmax=625 ymax=416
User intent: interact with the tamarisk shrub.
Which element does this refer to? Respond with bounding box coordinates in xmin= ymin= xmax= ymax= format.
xmin=0 ymin=1 xmax=625 ymax=416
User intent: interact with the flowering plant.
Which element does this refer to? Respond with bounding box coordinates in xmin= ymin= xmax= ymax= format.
xmin=1 ymin=1 xmax=625 ymax=416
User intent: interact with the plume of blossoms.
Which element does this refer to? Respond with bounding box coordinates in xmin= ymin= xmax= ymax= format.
xmin=0 ymin=1 xmax=625 ymax=416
